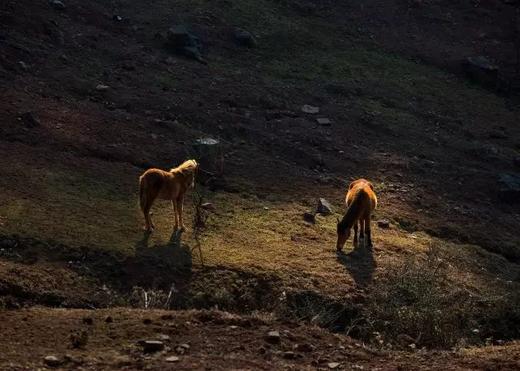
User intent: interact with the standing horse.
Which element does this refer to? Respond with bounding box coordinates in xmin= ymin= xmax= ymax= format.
xmin=139 ymin=159 xmax=198 ymax=232
xmin=336 ymin=179 xmax=377 ymax=251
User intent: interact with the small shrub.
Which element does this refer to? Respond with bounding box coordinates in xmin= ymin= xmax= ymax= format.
xmin=359 ymin=246 xmax=479 ymax=348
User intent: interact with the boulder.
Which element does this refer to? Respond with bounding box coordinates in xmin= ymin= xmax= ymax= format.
xmin=265 ymin=330 xmax=281 ymax=344
xmin=463 ymin=56 xmax=499 ymax=87
xmin=233 ymin=28 xmax=257 ymax=48
xmin=43 ymin=355 xmax=62 ymax=367
xmin=498 ymin=173 xmax=520 ymax=203
xmin=316 ymin=198 xmax=333 ymax=215
xmin=20 ymin=112 xmax=41 ymax=128
xmin=166 ymin=26 xmax=205 ymax=64
xmin=49 ymin=0 xmax=65 ymax=11
xmin=303 ymin=212 xmax=316 ymax=224
xmin=139 ymin=340 xmax=165 ymax=353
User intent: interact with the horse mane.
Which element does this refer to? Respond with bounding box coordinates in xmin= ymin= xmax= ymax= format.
xmin=170 ymin=159 xmax=198 ymax=174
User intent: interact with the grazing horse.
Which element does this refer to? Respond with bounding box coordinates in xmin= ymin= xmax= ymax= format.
xmin=336 ymin=179 xmax=377 ymax=251
xmin=139 ymin=159 xmax=199 ymax=232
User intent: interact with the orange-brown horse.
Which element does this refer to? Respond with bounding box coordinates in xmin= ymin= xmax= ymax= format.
xmin=139 ymin=159 xmax=198 ymax=232
xmin=336 ymin=179 xmax=378 ymax=251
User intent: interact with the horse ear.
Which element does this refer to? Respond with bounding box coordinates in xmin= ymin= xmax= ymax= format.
xmin=336 ymin=217 xmax=340 ymax=224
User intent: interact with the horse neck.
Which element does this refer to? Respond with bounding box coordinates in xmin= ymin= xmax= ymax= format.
xmin=338 ymin=192 xmax=365 ymax=232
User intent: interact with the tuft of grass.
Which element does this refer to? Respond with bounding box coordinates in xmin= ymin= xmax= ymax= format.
xmin=357 ymin=244 xmax=520 ymax=349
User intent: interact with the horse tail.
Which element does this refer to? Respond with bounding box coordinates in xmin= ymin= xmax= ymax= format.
xmin=139 ymin=175 xmax=147 ymax=212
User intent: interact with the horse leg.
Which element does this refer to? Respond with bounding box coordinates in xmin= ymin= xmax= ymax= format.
xmin=171 ymin=200 xmax=178 ymax=230
xmin=365 ymin=217 xmax=372 ymax=247
xmin=176 ymin=194 xmax=186 ymax=231
xmin=353 ymin=221 xmax=358 ymax=247
xmin=143 ymin=200 xmax=155 ymax=232
xmin=359 ymin=219 xmax=365 ymax=247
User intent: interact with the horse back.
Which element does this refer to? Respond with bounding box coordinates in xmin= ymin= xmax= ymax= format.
xmin=346 ymin=180 xmax=377 ymax=214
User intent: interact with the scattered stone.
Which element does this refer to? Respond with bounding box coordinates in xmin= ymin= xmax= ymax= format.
xmin=165 ymin=356 xmax=180 ymax=362
xmin=82 ymin=317 xmax=93 ymax=325
xmin=328 ymin=362 xmax=340 ymax=369
xmin=377 ymin=219 xmax=390 ymax=229
xmin=43 ymin=355 xmax=62 ymax=367
xmin=143 ymin=318 xmax=152 ymax=325
xmin=17 ymin=61 xmax=29 ymax=71
xmin=233 ymin=28 xmax=257 ymax=48
xmin=157 ymin=334 xmax=170 ymax=341
xmin=166 ymin=25 xmax=205 ymax=64
xmin=316 ymin=198 xmax=333 ymax=216
xmin=140 ymin=340 xmax=165 ymax=353
xmin=151 ymin=133 xmax=158 ymax=140
xmin=95 ymin=84 xmax=110 ymax=91
xmin=498 ymin=173 xmax=520 ymax=203
xmin=303 ymin=212 xmax=316 ymax=224
xmin=49 ymin=0 xmax=66 ymax=11
xmin=105 ymin=316 xmax=113 ymax=323
xmin=283 ymin=351 xmax=297 ymax=359
xmin=69 ymin=330 xmax=88 ymax=349
xmin=113 ymin=15 xmax=123 ymax=22
xmin=316 ymin=117 xmax=331 ymax=126
xmin=463 ymin=56 xmax=499 ymax=87
xmin=201 ymin=202 xmax=215 ymax=211
xmin=301 ymin=105 xmax=320 ymax=114
xmin=20 ymin=112 xmax=41 ymax=128
xmin=265 ymin=330 xmax=281 ymax=344
xmin=295 ymin=343 xmax=314 ymax=352
xmin=175 ymin=343 xmax=190 ymax=354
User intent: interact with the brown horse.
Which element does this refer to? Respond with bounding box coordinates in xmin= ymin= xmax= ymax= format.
xmin=336 ymin=179 xmax=377 ymax=251
xmin=139 ymin=159 xmax=198 ymax=232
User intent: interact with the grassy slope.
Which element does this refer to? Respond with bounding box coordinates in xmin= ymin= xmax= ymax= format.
xmin=0 ymin=0 xmax=519 ymax=348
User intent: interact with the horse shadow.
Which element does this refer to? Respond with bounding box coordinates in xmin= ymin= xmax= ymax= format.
xmin=336 ymin=239 xmax=376 ymax=288
xmin=124 ymin=229 xmax=193 ymax=291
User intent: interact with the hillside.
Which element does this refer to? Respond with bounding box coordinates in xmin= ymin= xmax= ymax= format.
xmin=1 ymin=0 xmax=519 ymax=369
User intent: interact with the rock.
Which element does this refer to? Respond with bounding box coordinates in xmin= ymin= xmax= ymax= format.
xmin=166 ymin=26 xmax=205 ymax=64
xmin=316 ymin=117 xmax=331 ymax=126
xmin=20 ymin=112 xmax=41 ymax=128
xmin=201 ymin=202 xmax=215 ymax=211
xmin=265 ymin=330 xmax=281 ymax=344
xmin=283 ymin=351 xmax=297 ymax=359
xmin=105 ymin=316 xmax=113 ymax=323
xmin=328 ymin=362 xmax=340 ymax=369
xmin=303 ymin=212 xmax=316 ymax=224
xmin=295 ymin=343 xmax=314 ymax=352
xmin=233 ymin=28 xmax=257 ymax=47
xmin=69 ymin=330 xmax=88 ymax=349
xmin=463 ymin=56 xmax=499 ymax=87
xmin=95 ymin=84 xmax=110 ymax=91
xmin=143 ymin=318 xmax=152 ymax=325
xmin=316 ymin=198 xmax=333 ymax=216
xmin=49 ymin=0 xmax=66 ymax=10
xmin=140 ymin=340 xmax=164 ymax=353
xmin=113 ymin=15 xmax=123 ymax=22
xmin=17 ymin=61 xmax=29 ymax=71
xmin=43 ymin=355 xmax=62 ymax=367
xmin=301 ymin=105 xmax=320 ymax=114
xmin=157 ymin=334 xmax=170 ymax=341
xmin=165 ymin=356 xmax=180 ymax=362
xmin=498 ymin=173 xmax=520 ymax=202
xmin=175 ymin=343 xmax=190 ymax=354
xmin=82 ymin=317 xmax=93 ymax=325
xmin=193 ymin=137 xmax=223 ymax=176
xmin=377 ymin=219 xmax=390 ymax=229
